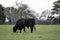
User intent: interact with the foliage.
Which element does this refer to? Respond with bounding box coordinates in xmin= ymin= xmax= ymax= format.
xmin=39 ymin=10 xmax=52 ymax=24
xmin=40 ymin=10 xmax=51 ymax=18
xmin=4 ymin=7 xmax=17 ymax=24
xmin=17 ymin=4 xmax=35 ymax=19
xmin=50 ymin=0 xmax=60 ymax=24
xmin=4 ymin=3 xmax=36 ymax=24
xmin=0 ymin=4 xmax=5 ymax=24
xmin=52 ymin=0 xmax=60 ymax=14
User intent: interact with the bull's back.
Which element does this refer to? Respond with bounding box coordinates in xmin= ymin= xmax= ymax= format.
xmin=25 ymin=18 xmax=35 ymax=27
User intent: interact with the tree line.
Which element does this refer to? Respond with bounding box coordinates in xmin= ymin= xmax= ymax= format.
xmin=0 ymin=3 xmax=37 ymax=24
xmin=0 ymin=0 xmax=60 ymax=24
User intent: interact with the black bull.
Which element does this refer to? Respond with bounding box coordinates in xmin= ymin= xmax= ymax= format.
xmin=13 ymin=18 xmax=36 ymax=33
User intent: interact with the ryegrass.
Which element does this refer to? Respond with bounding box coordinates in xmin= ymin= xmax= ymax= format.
xmin=0 ymin=25 xmax=60 ymax=40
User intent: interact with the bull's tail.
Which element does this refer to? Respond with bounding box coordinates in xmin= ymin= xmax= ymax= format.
xmin=33 ymin=26 xmax=36 ymax=31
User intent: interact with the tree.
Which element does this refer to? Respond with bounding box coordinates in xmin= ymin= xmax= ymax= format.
xmin=4 ymin=3 xmax=36 ymax=24
xmin=16 ymin=3 xmax=36 ymax=19
xmin=51 ymin=0 xmax=60 ymax=24
xmin=52 ymin=0 xmax=60 ymax=14
xmin=39 ymin=10 xmax=52 ymax=24
xmin=40 ymin=10 xmax=51 ymax=20
xmin=4 ymin=7 xmax=18 ymax=24
xmin=0 ymin=4 xmax=5 ymax=24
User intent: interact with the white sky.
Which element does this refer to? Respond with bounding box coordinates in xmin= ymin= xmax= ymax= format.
xmin=0 ymin=0 xmax=57 ymax=16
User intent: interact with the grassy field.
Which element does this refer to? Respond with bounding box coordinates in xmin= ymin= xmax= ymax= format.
xmin=0 ymin=25 xmax=60 ymax=40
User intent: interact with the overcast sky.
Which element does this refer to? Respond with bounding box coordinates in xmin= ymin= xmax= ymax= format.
xmin=0 ymin=0 xmax=57 ymax=16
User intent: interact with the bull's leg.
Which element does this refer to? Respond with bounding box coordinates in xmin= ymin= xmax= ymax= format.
xmin=30 ymin=27 xmax=33 ymax=33
xmin=20 ymin=28 xmax=22 ymax=33
xmin=23 ymin=27 xmax=26 ymax=32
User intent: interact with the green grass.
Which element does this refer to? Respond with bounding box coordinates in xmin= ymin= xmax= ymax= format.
xmin=0 ymin=25 xmax=60 ymax=40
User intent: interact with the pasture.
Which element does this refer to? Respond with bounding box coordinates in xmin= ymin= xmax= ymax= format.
xmin=0 ymin=25 xmax=60 ymax=40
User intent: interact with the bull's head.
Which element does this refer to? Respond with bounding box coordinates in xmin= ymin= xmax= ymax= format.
xmin=13 ymin=27 xmax=17 ymax=32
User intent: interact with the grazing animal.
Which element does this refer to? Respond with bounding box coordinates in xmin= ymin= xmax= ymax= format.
xmin=13 ymin=18 xmax=36 ymax=33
